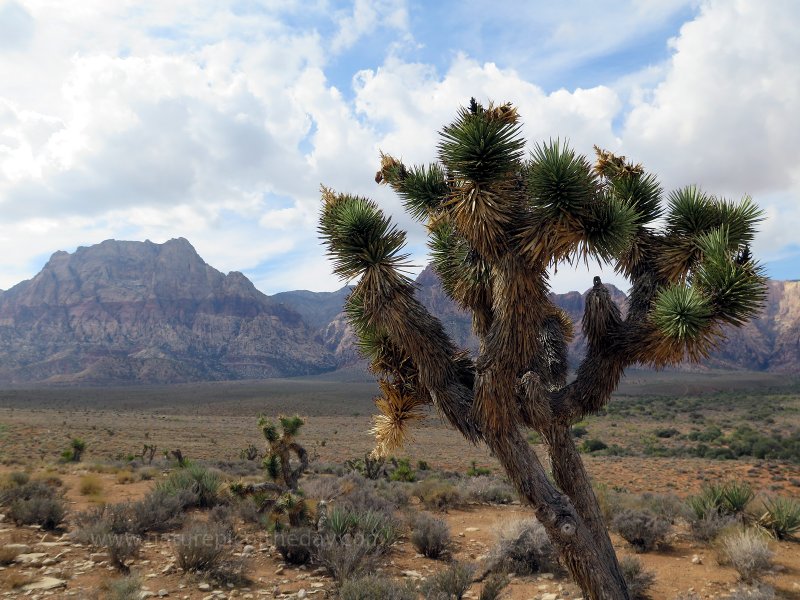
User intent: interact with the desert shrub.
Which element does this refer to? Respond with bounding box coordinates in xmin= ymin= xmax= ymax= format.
xmin=413 ymin=479 xmax=463 ymax=511
xmin=487 ymin=518 xmax=559 ymax=576
xmin=654 ymin=427 xmax=680 ymax=438
xmin=466 ymin=461 xmax=491 ymax=477
xmin=339 ymin=575 xmax=417 ymax=600
xmin=236 ymin=497 xmax=265 ymax=525
xmin=137 ymin=466 xmax=158 ymax=481
xmin=209 ymin=504 xmax=236 ymax=541
xmin=302 ymin=475 xmax=343 ymax=502
xmin=314 ymin=534 xmax=380 ymax=582
xmin=174 ymin=520 xmax=247 ymax=584
xmin=581 ymin=438 xmax=608 ymax=453
xmin=155 ymin=464 xmax=222 ymax=508
xmin=275 ymin=527 xmax=318 ymax=565
xmin=61 ymin=437 xmax=86 ymax=462
xmin=106 ymin=575 xmax=142 ymax=600
xmin=758 ymin=496 xmax=800 ymax=540
xmin=620 ymin=555 xmax=655 ymax=599
xmin=116 ymin=470 xmax=136 ymax=485
xmin=410 ymin=512 xmax=451 ymax=559
xmin=129 ymin=489 xmax=189 ymax=534
xmin=571 ymin=424 xmax=589 ymax=438
xmin=479 ymin=574 xmax=510 ymax=600
xmin=724 ymin=584 xmax=776 ymax=600
xmin=460 ymin=477 xmax=515 ymax=505
xmin=612 ymin=509 xmax=671 ymax=552
xmin=79 ymin=474 xmax=104 ymax=496
xmin=721 ymin=482 xmax=755 ymax=516
xmin=389 ymin=458 xmax=416 ymax=482
xmin=5 ymin=480 xmax=66 ymax=530
xmin=339 ymin=476 xmax=395 ymax=516
xmin=689 ymin=512 xmax=736 ymax=543
xmin=594 ymin=482 xmax=626 ymax=523
xmin=420 ymin=561 xmax=475 ymax=600
xmin=719 ymin=528 xmax=773 ymax=583
xmin=3 ymin=471 xmax=30 ymax=487
xmin=639 ymin=493 xmax=684 ymax=523
xmin=374 ymin=480 xmax=411 ymax=507
xmin=106 ymin=533 xmax=141 ymax=572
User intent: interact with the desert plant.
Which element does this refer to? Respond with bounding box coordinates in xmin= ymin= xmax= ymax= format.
xmin=69 ymin=438 xmax=86 ymax=462
xmin=612 ymin=509 xmax=671 ymax=552
xmin=106 ymin=575 xmax=143 ymax=600
xmin=467 ymin=461 xmax=491 ymax=477
xmin=155 ymin=463 xmax=221 ymax=508
xmin=139 ymin=444 xmax=157 ymax=464
xmin=619 ymin=556 xmax=655 ymax=599
xmin=410 ymin=512 xmax=451 ymax=559
xmin=79 ymin=474 xmax=104 ymax=496
xmin=421 ymin=561 xmax=475 ymax=600
xmin=275 ymin=527 xmax=318 ymax=565
xmin=339 ymin=575 xmax=417 ymax=600
xmin=5 ymin=481 xmax=66 ymax=530
xmin=389 ymin=458 xmax=415 ymax=482
xmin=314 ymin=533 xmax=380 ymax=583
xmin=758 ymin=496 xmax=800 ymax=540
xmin=689 ymin=511 xmax=736 ymax=544
xmin=320 ymin=97 xmax=766 ymax=598
xmin=240 ymin=443 xmax=260 ymax=461
xmin=413 ymin=479 xmax=463 ymax=511
xmin=129 ymin=488 xmax=190 ymax=534
xmin=721 ymin=481 xmax=755 ymax=516
xmin=259 ymin=414 xmax=308 ymax=490
xmin=106 ymin=533 xmax=141 ymax=572
xmin=487 ymin=518 xmax=560 ymax=576
xmin=170 ymin=448 xmax=188 ymax=467
xmin=461 ymin=477 xmax=515 ymax=505
xmin=479 ymin=574 xmax=510 ymax=600
xmin=174 ymin=520 xmax=245 ymax=582
xmin=719 ymin=528 xmax=773 ymax=583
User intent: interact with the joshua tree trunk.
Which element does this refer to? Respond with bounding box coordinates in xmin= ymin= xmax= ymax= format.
xmin=319 ymin=99 xmax=766 ymax=599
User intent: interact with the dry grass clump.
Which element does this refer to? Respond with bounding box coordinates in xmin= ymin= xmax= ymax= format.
xmin=409 ymin=512 xmax=451 ymax=559
xmin=619 ymin=555 xmax=656 ymax=599
xmin=174 ymin=520 xmax=248 ymax=585
xmin=420 ymin=561 xmax=475 ymax=600
xmin=79 ymin=474 xmax=104 ymax=496
xmin=718 ymin=528 xmax=773 ymax=583
xmin=486 ymin=518 xmax=560 ymax=576
xmin=612 ymin=509 xmax=671 ymax=552
xmin=339 ymin=575 xmax=417 ymax=600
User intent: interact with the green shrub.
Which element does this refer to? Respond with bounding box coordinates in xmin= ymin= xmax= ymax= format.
xmin=410 ymin=512 xmax=451 ymax=559
xmin=466 ymin=461 xmax=491 ymax=477
xmin=581 ymin=438 xmax=608 ymax=453
xmin=389 ymin=458 xmax=416 ymax=482
xmin=758 ymin=496 xmax=800 ymax=540
xmin=155 ymin=464 xmax=222 ymax=508
xmin=106 ymin=575 xmax=142 ymax=600
xmin=5 ymin=481 xmax=66 ymax=530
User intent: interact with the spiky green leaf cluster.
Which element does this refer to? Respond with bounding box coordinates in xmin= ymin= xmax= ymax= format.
xmin=395 ymin=163 xmax=449 ymax=221
xmin=694 ymin=227 xmax=766 ymax=327
xmin=319 ymin=192 xmax=409 ymax=280
xmin=609 ymin=172 xmax=662 ymax=225
xmin=258 ymin=416 xmax=279 ymax=443
xmin=581 ymin=196 xmax=639 ymax=262
xmin=428 ymin=219 xmax=491 ymax=308
xmin=438 ymin=105 xmax=524 ymax=185
xmin=280 ymin=415 xmax=304 ymax=438
xmin=652 ymin=284 xmax=713 ymax=341
xmin=263 ymin=454 xmax=280 ymax=480
xmin=527 ymin=140 xmax=595 ymax=218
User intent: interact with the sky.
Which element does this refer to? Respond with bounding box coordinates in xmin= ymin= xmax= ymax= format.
xmin=0 ymin=0 xmax=798 ymax=295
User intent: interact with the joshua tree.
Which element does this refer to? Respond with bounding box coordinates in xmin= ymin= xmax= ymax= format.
xmin=260 ymin=415 xmax=309 ymax=490
xmin=318 ymin=99 xmax=766 ymax=599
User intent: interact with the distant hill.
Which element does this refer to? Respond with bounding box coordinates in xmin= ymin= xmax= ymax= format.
xmin=0 ymin=238 xmax=796 ymax=386
xmin=0 ymin=238 xmax=336 ymax=385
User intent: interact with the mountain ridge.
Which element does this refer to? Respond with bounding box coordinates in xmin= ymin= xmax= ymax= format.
xmin=0 ymin=238 xmax=796 ymax=386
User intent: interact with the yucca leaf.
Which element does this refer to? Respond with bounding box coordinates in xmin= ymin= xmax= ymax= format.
xmin=582 ymin=196 xmax=638 ymax=262
xmin=396 ymin=163 xmax=449 ymax=221
xmin=610 ymin=171 xmax=663 ymax=224
xmin=665 ymin=186 xmax=718 ymax=235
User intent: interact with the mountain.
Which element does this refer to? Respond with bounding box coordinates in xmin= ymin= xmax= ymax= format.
xmin=289 ymin=266 xmax=800 ymax=374
xmin=0 ymin=238 xmax=336 ymax=385
xmin=0 ymin=238 xmax=796 ymax=386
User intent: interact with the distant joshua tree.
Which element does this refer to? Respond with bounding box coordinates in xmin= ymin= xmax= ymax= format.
xmin=318 ymin=98 xmax=766 ymax=599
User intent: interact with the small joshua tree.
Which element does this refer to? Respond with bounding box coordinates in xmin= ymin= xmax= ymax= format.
xmin=318 ymin=99 xmax=766 ymax=599
xmin=140 ymin=444 xmax=157 ymax=465
xmin=62 ymin=438 xmax=86 ymax=462
xmin=260 ymin=415 xmax=309 ymax=491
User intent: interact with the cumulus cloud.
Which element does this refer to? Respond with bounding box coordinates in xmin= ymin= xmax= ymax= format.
xmin=0 ymin=0 xmax=797 ymax=296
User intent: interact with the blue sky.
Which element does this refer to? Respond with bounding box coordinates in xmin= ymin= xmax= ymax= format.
xmin=0 ymin=0 xmax=798 ymax=294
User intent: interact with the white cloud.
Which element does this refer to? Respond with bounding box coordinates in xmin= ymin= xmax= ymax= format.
xmin=0 ymin=0 xmax=797 ymax=297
